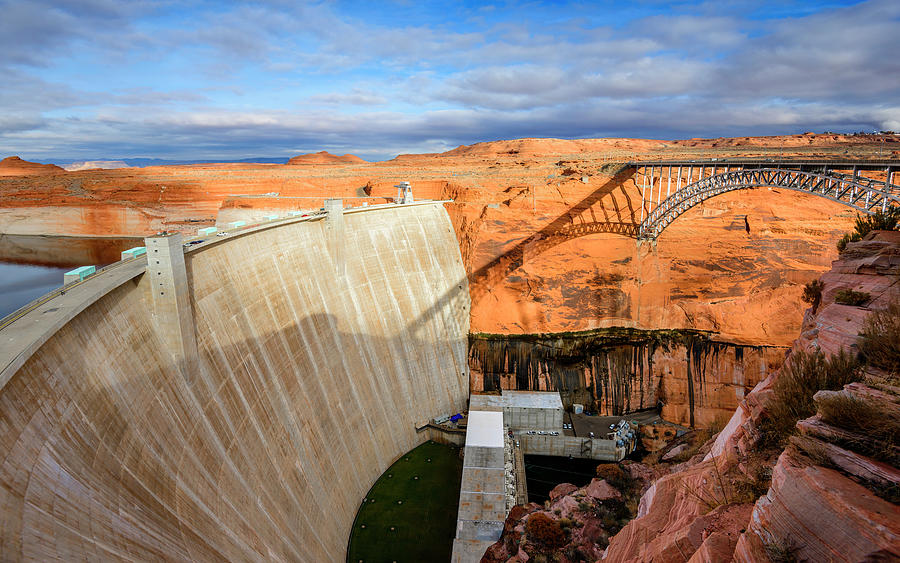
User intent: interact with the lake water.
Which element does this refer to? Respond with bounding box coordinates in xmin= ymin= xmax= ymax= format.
xmin=0 ymin=262 xmax=70 ymax=318
xmin=0 ymin=235 xmax=142 ymax=319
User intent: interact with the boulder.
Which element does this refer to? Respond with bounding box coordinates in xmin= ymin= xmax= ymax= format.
xmin=549 ymin=482 xmax=577 ymax=501
xmin=584 ymin=479 xmax=622 ymax=502
xmin=641 ymin=423 xmax=679 ymax=452
xmin=662 ymin=443 xmax=689 ymax=461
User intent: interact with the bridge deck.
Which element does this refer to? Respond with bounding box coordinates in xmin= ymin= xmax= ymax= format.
xmin=628 ymin=159 xmax=898 ymax=170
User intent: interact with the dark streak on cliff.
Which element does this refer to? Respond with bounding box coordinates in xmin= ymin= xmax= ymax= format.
xmin=469 ymin=328 xmax=767 ymax=426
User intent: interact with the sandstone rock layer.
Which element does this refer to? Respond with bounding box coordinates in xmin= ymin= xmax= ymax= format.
xmin=604 ymin=232 xmax=900 ymax=562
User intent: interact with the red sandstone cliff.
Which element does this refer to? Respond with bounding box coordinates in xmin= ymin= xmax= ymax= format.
xmin=3 ymin=136 xmax=894 ymax=431
xmin=599 ymin=231 xmax=900 ymax=562
xmin=480 ymin=231 xmax=898 ymax=562
xmin=0 ymin=136 xmax=892 ymax=345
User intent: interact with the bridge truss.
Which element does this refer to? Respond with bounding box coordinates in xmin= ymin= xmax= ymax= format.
xmin=630 ymin=160 xmax=900 ymax=240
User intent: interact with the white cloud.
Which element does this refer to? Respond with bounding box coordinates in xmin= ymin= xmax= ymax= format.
xmin=1 ymin=0 xmax=898 ymax=160
xmin=306 ymin=90 xmax=388 ymax=106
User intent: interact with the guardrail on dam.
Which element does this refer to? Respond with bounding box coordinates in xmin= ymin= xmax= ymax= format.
xmin=0 ymin=201 xmax=470 ymax=561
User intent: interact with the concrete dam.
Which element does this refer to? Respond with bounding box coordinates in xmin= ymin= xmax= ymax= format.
xmin=0 ymin=202 xmax=470 ymax=561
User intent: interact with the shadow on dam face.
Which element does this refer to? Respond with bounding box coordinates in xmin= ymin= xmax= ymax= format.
xmin=0 ymin=203 xmax=470 ymax=561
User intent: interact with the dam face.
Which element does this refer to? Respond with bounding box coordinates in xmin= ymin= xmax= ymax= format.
xmin=0 ymin=203 xmax=470 ymax=561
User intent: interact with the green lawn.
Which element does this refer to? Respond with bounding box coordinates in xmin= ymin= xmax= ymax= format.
xmin=347 ymin=440 xmax=463 ymax=563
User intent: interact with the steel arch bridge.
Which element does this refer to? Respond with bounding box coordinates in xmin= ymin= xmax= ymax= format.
xmin=631 ymin=160 xmax=900 ymax=240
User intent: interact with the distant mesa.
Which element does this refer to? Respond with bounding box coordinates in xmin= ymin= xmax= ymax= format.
xmin=0 ymin=156 xmax=65 ymax=176
xmin=64 ymin=160 xmax=130 ymax=171
xmin=436 ymin=137 xmax=668 ymax=158
xmin=430 ymin=133 xmax=899 ymax=159
xmin=287 ymin=151 xmax=366 ymax=165
xmin=668 ymin=132 xmax=896 ymax=148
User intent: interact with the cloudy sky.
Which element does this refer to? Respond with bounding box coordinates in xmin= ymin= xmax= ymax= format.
xmin=1 ymin=0 xmax=898 ymax=162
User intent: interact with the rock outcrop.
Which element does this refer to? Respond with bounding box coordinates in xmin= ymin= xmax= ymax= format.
xmin=709 ymin=230 xmax=900 ymax=460
xmin=483 ymin=478 xmax=631 ymax=562
xmin=0 ymin=156 xmax=64 ymax=176
xmin=600 ymin=231 xmax=900 ymax=562
xmin=733 ymin=444 xmax=899 ymax=561
xmin=602 ymin=453 xmax=753 ymax=562
xmin=287 ymin=151 xmax=366 ymax=164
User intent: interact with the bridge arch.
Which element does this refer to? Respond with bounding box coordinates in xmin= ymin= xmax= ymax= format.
xmin=639 ymin=168 xmax=900 ymax=240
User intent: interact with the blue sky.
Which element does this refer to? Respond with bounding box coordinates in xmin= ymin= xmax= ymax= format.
xmin=1 ymin=0 xmax=898 ymax=162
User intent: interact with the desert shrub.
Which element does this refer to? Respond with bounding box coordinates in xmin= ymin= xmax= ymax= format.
xmin=836 ymin=232 xmax=856 ymax=252
xmin=855 ymin=207 xmax=900 ymax=234
xmin=666 ymin=427 xmax=715 ymax=463
xmin=624 ymin=494 xmax=640 ymax=517
xmin=599 ymin=511 xmax=618 ymax=528
xmin=524 ymin=513 xmax=566 ymax=549
xmin=680 ymin=457 xmax=735 ymax=512
xmin=581 ymin=497 xmax=630 ymax=539
xmin=757 ymin=349 xmax=862 ymax=450
xmin=709 ymin=413 xmax=731 ymax=434
xmin=801 ymin=279 xmax=825 ymax=313
xmin=685 ymin=454 xmax=773 ymax=512
xmin=834 ymin=288 xmax=871 ymax=306
xmin=870 ymin=482 xmax=900 ymax=504
xmin=764 ymin=537 xmax=802 ymax=563
xmin=837 ymin=208 xmax=900 ymax=252
xmin=564 ymin=545 xmax=589 ymax=562
xmin=858 ymin=299 xmax=900 ymax=374
xmin=816 ymin=394 xmax=900 ymax=465
xmin=595 ymin=464 xmax=630 ymax=490
xmin=731 ymin=455 xmax=774 ymax=504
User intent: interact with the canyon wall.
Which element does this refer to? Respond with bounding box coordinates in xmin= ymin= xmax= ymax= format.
xmin=444 ymin=169 xmax=853 ymax=344
xmin=602 ymin=231 xmax=900 ymax=562
xmin=0 ymin=138 xmax=875 ymax=435
xmin=0 ymin=202 xmax=470 ymax=561
xmin=469 ymin=331 xmax=786 ymax=428
xmin=0 ymin=139 xmax=863 ymax=346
